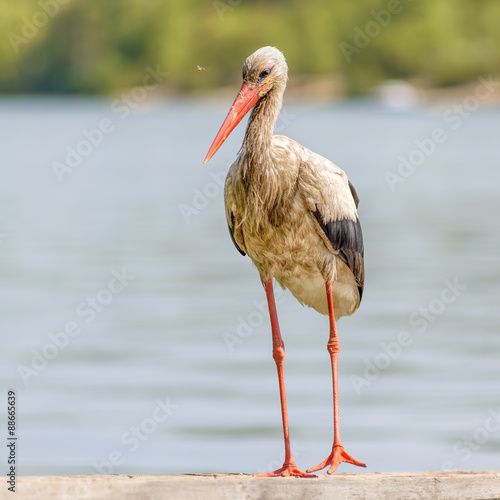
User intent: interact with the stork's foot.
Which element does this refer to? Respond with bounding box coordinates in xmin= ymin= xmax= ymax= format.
xmin=307 ymin=444 xmax=366 ymax=474
xmin=255 ymin=460 xmax=317 ymax=478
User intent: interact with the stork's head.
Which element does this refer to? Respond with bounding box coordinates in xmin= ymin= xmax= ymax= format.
xmin=242 ymin=46 xmax=288 ymax=97
xmin=204 ymin=46 xmax=287 ymax=163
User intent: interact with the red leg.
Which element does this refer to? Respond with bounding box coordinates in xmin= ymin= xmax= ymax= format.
xmin=307 ymin=279 xmax=367 ymax=474
xmin=254 ymin=280 xmax=316 ymax=478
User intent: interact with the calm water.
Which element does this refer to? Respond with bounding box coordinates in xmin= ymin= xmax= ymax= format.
xmin=1 ymin=96 xmax=499 ymax=476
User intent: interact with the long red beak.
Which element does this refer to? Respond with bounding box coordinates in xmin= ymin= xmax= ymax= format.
xmin=204 ymin=82 xmax=261 ymax=164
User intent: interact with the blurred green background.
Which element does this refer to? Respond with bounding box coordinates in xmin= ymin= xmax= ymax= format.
xmin=2 ymin=0 xmax=500 ymax=95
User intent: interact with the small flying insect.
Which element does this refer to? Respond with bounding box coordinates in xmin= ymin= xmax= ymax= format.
xmin=197 ymin=66 xmax=207 ymax=72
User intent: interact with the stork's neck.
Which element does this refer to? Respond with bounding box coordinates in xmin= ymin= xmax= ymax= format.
xmin=242 ymin=85 xmax=284 ymax=169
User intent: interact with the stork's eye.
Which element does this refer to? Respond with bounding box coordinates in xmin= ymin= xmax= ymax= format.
xmin=259 ymin=68 xmax=272 ymax=79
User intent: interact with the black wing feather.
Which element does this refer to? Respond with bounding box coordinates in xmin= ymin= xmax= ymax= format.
xmin=228 ymin=212 xmax=246 ymax=256
xmin=348 ymin=181 xmax=359 ymax=208
xmin=313 ymin=203 xmax=364 ymax=301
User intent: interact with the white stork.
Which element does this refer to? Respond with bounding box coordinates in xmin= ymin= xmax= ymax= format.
xmin=204 ymin=46 xmax=365 ymax=477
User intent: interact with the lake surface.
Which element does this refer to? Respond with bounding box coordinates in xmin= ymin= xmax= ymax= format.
xmin=1 ymin=95 xmax=499 ymax=476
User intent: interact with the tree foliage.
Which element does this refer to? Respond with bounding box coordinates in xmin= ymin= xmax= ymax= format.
xmin=1 ymin=0 xmax=499 ymax=94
